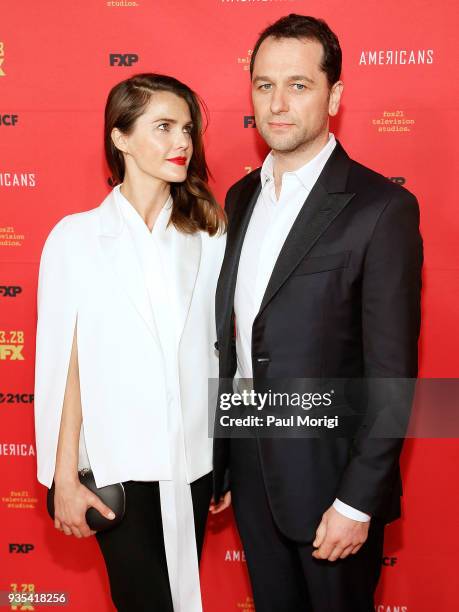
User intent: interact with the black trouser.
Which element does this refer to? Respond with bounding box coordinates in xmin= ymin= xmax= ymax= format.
xmin=95 ymin=471 xmax=212 ymax=612
xmin=230 ymin=438 xmax=385 ymax=612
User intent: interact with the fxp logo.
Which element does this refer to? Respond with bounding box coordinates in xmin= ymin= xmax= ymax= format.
xmin=109 ymin=53 xmax=139 ymax=67
xmin=0 ymin=286 xmax=22 ymax=297
xmin=9 ymin=543 xmax=34 ymax=553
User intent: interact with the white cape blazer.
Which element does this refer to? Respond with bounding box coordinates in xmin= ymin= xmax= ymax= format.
xmin=34 ymin=188 xmax=226 ymax=489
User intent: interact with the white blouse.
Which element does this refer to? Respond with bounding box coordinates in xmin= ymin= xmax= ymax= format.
xmin=114 ymin=184 xmax=207 ymax=611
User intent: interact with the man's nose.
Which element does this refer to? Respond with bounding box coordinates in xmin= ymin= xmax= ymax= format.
xmin=270 ymin=89 xmax=289 ymax=114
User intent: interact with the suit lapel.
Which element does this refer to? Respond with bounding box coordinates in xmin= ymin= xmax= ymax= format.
xmin=256 ymin=142 xmax=355 ymax=319
xmin=216 ymin=172 xmax=261 ymax=341
xmin=161 ymin=226 xmax=201 ymax=349
xmin=216 ymin=142 xmax=356 ymax=345
xmin=98 ymin=189 xmax=202 ymax=359
xmin=256 ymin=187 xmax=354 ymax=318
xmin=98 ymin=191 xmax=159 ymax=341
xmin=217 ymin=142 xmax=356 ymax=331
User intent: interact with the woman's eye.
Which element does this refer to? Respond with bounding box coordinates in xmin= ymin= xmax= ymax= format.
xmin=158 ymin=123 xmax=169 ymax=131
xmin=183 ymin=126 xmax=193 ymax=134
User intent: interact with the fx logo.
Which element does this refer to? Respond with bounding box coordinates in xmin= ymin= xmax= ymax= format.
xmin=382 ymin=556 xmax=398 ymax=566
xmin=0 ymin=114 xmax=18 ymax=126
xmin=0 ymin=286 xmax=22 ymax=297
xmin=9 ymin=543 xmax=34 ymax=553
xmin=244 ymin=116 xmax=256 ymax=128
xmin=0 ymin=41 xmax=5 ymax=77
xmin=0 ymin=345 xmax=24 ymax=360
xmin=109 ymin=53 xmax=138 ymax=67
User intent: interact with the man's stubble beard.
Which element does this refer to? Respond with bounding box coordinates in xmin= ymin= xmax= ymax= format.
xmin=256 ymin=118 xmax=328 ymax=155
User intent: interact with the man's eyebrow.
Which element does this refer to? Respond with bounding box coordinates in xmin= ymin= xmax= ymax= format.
xmin=252 ymin=76 xmax=272 ymax=84
xmin=252 ymin=75 xmax=315 ymax=85
xmin=288 ymin=75 xmax=316 ymax=85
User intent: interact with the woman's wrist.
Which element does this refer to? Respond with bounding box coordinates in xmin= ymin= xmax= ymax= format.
xmin=54 ymin=469 xmax=79 ymax=487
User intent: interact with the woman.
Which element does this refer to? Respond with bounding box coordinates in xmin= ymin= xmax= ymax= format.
xmin=34 ymin=73 xmax=226 ymax=612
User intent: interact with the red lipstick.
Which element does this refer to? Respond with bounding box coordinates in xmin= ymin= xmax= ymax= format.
xmin=167 ymin=157 xmax=187 ymax=166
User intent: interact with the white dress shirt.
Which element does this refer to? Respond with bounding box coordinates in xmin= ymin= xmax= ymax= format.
xmin=234 ymin=134 xmax=370 ymax=523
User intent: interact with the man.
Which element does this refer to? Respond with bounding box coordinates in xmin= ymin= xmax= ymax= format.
xmin=210 ymin=14 xmax=423 ymax=612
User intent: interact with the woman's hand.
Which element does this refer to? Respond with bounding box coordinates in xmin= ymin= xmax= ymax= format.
xmin=53 ymin=478 xmax=116 ymax=538
xmin=209 ymin=491 xmax=232 ymax=514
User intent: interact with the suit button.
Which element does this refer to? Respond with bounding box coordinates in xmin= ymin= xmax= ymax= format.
xmin=214 ymin=341 xmax=219 ymax=350
xmin=256 ymin=357 xmax=270 ymax=363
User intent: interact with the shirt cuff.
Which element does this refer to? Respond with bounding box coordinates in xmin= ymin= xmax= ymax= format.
xmin=333 ymin=498 xmax=371 ymax=522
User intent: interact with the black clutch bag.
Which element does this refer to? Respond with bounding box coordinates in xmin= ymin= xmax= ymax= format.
xmin=46 ymin=468 xmax=126 ymax=532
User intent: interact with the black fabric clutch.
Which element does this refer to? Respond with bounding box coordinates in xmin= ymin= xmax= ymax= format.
xmin=46 ymin=468 xmax=126 ymax=532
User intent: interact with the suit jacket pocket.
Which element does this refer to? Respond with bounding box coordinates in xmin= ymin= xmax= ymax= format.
xmin=292 ymin=251 xmax=351 ymax=276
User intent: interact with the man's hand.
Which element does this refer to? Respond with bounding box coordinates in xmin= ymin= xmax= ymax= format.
xmin=312 ymin=506 xmax=370 ymax=561
xmin=209 ymin=491 xmax=231 ymax=514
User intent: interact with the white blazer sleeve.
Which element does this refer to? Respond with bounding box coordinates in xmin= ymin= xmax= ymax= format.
xmin=34 ymin=217 xmax=80 ymax=489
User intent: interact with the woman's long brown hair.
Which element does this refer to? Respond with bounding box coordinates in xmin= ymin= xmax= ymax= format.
xmin=104 ymin=73 xmax=226 ymax=236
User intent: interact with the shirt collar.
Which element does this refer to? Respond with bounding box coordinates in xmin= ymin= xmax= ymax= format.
xmin=260 ymin=133 xmax=337 ymax=191
xmin=114 ymin=183 xmax=173 ymax=235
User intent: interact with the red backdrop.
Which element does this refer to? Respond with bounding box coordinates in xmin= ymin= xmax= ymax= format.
xmin=1 ymin=1 xmax=458 ymax=610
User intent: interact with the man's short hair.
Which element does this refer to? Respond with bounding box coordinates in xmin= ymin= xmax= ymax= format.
xmin=250 ymin=14 xmax=342 ymax=87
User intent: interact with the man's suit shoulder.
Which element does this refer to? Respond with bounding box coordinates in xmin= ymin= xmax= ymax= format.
xmin=348 ymin=158 xmax=418 ymax=208
xmin=224 ymin=153 xmax=419 ymax=218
